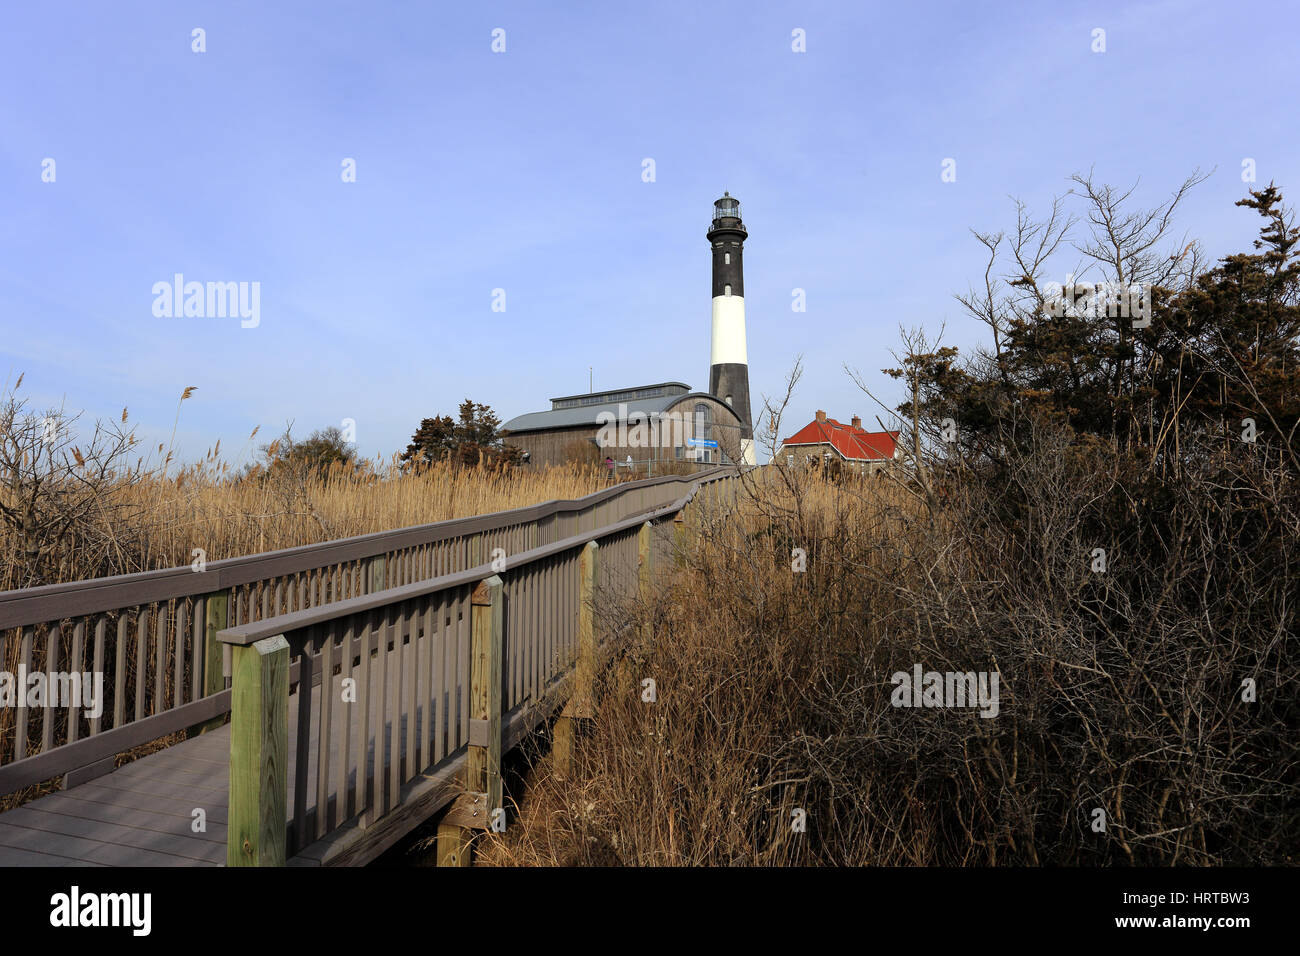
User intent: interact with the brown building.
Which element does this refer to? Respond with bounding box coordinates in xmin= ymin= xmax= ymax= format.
xmin=501 ymin=382 xmax=744 ymax=471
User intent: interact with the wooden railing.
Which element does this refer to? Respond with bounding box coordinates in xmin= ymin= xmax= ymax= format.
xmin=0 ymin=468 xmax=732 ymax=797
xmin=217 ymin=468 xmax=740 ymax=864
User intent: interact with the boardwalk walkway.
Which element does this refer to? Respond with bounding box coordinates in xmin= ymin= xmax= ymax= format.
xmin=0 ymin=469 xmax=736 ymax=866
xmin=0 ymin=614 xmax=571 ymax=866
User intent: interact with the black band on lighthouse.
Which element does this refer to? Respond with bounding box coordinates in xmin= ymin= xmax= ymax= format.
xmin=710 ymin=363 xmax=753 ymax=440
xmin=710 ymin=241 xmax=744 ymax=298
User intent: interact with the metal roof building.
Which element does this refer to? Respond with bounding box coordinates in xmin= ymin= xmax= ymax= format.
xmin=501 ymin=382 xmax=743 ymax=471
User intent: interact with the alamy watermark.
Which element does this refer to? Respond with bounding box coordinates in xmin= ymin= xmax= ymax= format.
xmin=1041 ymin=277 xmax=1151 ymax=328
xmin=152 ymin=274 xmax=260 ymax=328
xmin=595 ymin=404 xmax=711 ymax=450
xmin=890 ymin=664 xmax=999 ymax=718
xmin=0 ymin=668 xmax=103 ymax=720
xmin=50 ymin=886 xmax=150 ymax=936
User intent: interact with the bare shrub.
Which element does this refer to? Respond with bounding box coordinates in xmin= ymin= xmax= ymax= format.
xmin=480 ymin=423 xmax=1297 ymax=866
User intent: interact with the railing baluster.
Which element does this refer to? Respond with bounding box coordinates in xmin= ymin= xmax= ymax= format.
xmin=419 ymin=598 xmax=432 ymax=772
xmin=153 ymin=604 xmax=168 ymax=716
xmin=457 ymin=590 xmax=470 ymax=749
xmin=293 ymin=627 xmax=314 ymax=853
xmin=69 ymin=620 xmax=84 ymax=744
xmin=190 ymin=598 xmax=203 ymax=703
xmin=336 ymin=615 xmax=354 ymax=823
xmin=374 ymin=605 xmax=391 ymax=816
xmin=404 ymin=599 xmax=417 ymax=783
xmin=435 ymin=594 xmax=449 ymax=764
xmin=357 ymin=610 xmax=373 ymax=824
xmin=14 ymin=628 xmax=32 ymax=761
xmin=387 ymin=604 xmax=401 ymax=799
xmin=113 ymin=616 xmax=126 ymax=729
xmin=316 ymin=622 xmax=334 ymax=838
xmin=42 ymin=624 xmax=60 ymax=754
xmin=528 ymin=563 xmax=538 ymax=701
xmin=134 ymin=609 xmax=148 ymax=722
xmin=173 ymin=602 xmax=185 ymax=708
xmin=91 ymin=617 xmax=106 ymax=737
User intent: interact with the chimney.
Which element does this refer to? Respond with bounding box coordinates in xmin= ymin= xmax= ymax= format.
xmin=851 ymin=415 xmax=862 ymax=429
xmin=815 ymin=409 xmax=827 ymax=423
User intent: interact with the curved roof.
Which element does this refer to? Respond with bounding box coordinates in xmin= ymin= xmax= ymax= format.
xmin=502 ymin=392 xmax=742 ymax=435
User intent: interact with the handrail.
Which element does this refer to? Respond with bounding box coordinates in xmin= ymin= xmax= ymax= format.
xmin=0 ymin=468 xmax=728 ymax=629
xmin=216 ymin=493 xmax=695 ymax=647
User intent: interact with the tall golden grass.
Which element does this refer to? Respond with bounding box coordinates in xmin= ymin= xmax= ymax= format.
xmin=0 ymin=458 xmax=607 ymax=591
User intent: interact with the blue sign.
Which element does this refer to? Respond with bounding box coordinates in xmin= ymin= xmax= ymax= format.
xmin=687 ymin=438 xmax=718 ymax=449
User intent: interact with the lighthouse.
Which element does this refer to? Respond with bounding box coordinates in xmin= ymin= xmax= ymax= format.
xmin=707 ymin=192 xmax=756 ymax=464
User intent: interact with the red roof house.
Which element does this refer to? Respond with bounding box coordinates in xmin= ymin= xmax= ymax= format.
xmin=778 ymin=410 xmax=900 ymax=470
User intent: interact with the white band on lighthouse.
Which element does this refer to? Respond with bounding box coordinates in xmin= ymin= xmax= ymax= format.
xmin=710 ymin=295 xmax=748 ymax=366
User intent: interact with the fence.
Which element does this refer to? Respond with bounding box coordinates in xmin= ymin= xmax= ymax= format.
xmin=220 ymin=466 xmax=741 ymax=864
xmin=0 ymin=468 xmax=732 ymax=798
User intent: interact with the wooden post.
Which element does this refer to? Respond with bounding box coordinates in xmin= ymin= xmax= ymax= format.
xmin=204 ymin=591 xmax=228 ymax=697
xmin=552 ymin=714 xmax=574 ymax=780
xmin=554 ymin=540 xmax=599 ymax=778
xmin=435 ymin=820 xmax=473 ymax=867
xmin=673 ymin=509 xmax=689 ymax=568
xmin=467 ymin=576 xmax=503 ymax=814
xmin=637 ymin=521 xmax=653 ymax=642
xmin=572 ymin=540 xmax=599 ymax=717
xmin=638 ymin=521 xmax=654 ymax=600
xmin=437 ymin=575 xmax=503 ymax=866
xmin=227 ymin=635 xmax=289 ymax=867
xmin=190 ymin=590 xmax=230 ymax=736
xmin=615 ymin=522 xmax=654 ymax=698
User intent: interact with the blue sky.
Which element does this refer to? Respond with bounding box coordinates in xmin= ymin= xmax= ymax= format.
xmin=2 ymin=0 xmax=1296 ymax=466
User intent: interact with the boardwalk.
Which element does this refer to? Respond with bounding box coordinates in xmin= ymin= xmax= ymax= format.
xmin=0 ymin=469 xmax=739 ymax=866
xmin=0 ymin=636 xmax=566 ymax=866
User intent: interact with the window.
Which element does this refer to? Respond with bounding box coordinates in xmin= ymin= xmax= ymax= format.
xmin=694 ymin=403 xmax=712 ymax=442
xmin=724 ymin=252 xmax=730 ymax=265
xmin=724 ymin=284 xmax=731 ymax=296
xmin=694 ymin=403 xmax=714 ymax=463
xmin=725 ymin=394 xmax=733 ymax=406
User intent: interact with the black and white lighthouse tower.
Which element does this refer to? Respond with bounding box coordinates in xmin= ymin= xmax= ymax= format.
xmin=707 ymin=192 xmax=756 ymax=464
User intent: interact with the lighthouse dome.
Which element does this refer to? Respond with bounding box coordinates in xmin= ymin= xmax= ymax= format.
xmin=712 ymin=192 xmax=742 ymax=222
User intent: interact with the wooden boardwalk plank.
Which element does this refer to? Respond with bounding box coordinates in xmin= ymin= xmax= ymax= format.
xmin=53 ymin=781 xmax=230 ymax=823
xmin=0 ymin=820 xmax=217 ymax=867
xmin=0 ymin=842 xmax=106 ymax=866
xmin=1 ymin=806 xmax=225 ymax=863
xmin=84 ymin=768 xmax=230 ymax=804
xmin=16 ymin=790 xmax=228 ymax=837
